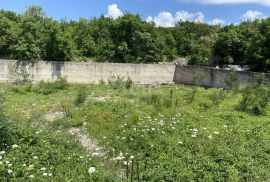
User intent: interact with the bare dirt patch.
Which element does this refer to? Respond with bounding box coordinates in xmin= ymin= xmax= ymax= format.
xmin=68 ymin=125 xmax=105 ymax=156
xmin=45 ymin=111 xmax=65 ymax=121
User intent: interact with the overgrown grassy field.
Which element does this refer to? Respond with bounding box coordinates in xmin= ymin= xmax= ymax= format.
xmin=0 ymin=78 xmax=269 ymax=181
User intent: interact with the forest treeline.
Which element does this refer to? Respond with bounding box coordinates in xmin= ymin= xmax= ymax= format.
xmin=0 ymin=6 xmax=269 ymax=72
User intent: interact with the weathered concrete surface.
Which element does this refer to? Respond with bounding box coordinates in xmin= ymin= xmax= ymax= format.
xmin=0 ymin=60 xmax=175 ymax=84
xmin=0 ymin=59 xmax=269 ymax=87
xmin=174 ymin=65 xmax=270 ymax=88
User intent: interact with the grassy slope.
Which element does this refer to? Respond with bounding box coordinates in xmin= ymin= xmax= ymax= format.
xmin=1 ymin=83 xmax=269 ymax=181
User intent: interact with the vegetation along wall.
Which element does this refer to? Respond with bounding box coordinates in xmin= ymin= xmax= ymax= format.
xmin=0 ymin=59 xmax=269 ymax=87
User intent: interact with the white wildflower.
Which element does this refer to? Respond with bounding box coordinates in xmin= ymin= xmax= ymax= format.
xmin=7 ymin=169 xmax=13 ymax=174
xmin=11 ymin=144 xmax=19 ymax=149
xmin=43 ymin=173 xmax=48 ymax=176
xmin=208 ymin=135 xmax=213 ymax=139
xmin=116 ymin=156 xmax=125 ymax=160
xmin=130 ymin=156 xmax=135 ymax=159
xmin=40 ymin=167 xmax=46 ymax=171
xmin=213 ymin=131 xmax=220 ymax=135
xmin=48 ymin=173 xmax=52 ymax=176
xmin=33 ymin=156 xmax=38 ymax=160
xmin=0 ymin=151 xmax=5 ymax=155
xmin=88 ymin=167 xmax=96 ymax=174
xmin=91 ymin=152 xmax=100 ymax=156
xmin=178 ymin=141 xmax=183 ymax=144
xmin=29 ymin=175 xmax=34 ymax=178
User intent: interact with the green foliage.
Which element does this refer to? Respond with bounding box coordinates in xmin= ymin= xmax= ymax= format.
xmin=1 ymin=82 xmax=270 ymax=181
xmin=125 ymin=77 xmax=133 ymax=89
xmin=185 ymin=75 xmax=199 ymax=104
xmin=140 ymin=92 xmax=163 ymax=108
xmin=208 ymin=89 xmax=227 ymax=106
xmin=0 ymin=119 xmax=114 ymax=181
xmin=33 ymin=77 xmax=69 ymax=95
xmin=0 ymin=6 xmax=269 ymax=72
xmin=0 ymin=92 xmax=14 ymax=150
xmin=237 ymin=75 xmax=270 ymax=115
xmin=188 ymin=44 xmax=211 ymax=66
xmin=10 ymin=83 xmax=32 ymax=94
xmin=225 ymin=68 xmax=239 ymax=91
xmin=108 ymin=76 xmax=133 ymax=90
xmin=74 ymin=86 xmax=88 ymax=106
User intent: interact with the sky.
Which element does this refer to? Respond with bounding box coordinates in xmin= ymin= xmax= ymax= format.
xmin=0 ymin=0 xmax=270 ymax=27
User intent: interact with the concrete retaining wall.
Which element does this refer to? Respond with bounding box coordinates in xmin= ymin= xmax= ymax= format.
xmin=174 ymin=65 xmax=269 ymax=88
xmin=0 ymin=60 xmax=175 ymax=84
xmin=0 ymin=59 xmax=269 ymax=87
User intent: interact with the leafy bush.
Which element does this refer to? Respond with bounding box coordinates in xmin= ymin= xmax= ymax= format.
xmin=188 ymin=44 xmax=211 ymax=66
xmin=125 ymin=77 xmax=133 ymax=89
xmin=108 ymin=76 xmax=133 ymax=90
xmin=140 ymin=92 xmax=162 ymax=108
xmin=33 ymin=77 xmax=69 ymax=95
xmin=208 ymin=89 xmax=227 ymax=106
xmin=10 ymin=83 xmax=32 ymax=94
xmin=225 ymin=68 xmax=239 ymax=91
xmin=52 ymin=77 xmax=69 ymax=90
xmin=185 ymin=86 xmax=197 ymax=104
xmin=74 ymin=86 xmax=88 ymax=106
xmin=237 ymin=76 xmax=270 ymax=115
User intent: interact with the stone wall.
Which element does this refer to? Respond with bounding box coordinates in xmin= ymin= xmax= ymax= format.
xmin=0 ymin=59 xmax=269 ymax=87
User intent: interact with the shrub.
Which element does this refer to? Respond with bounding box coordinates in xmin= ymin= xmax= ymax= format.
xmin=33 ymin=77 xmax=69 ymax=95
xmin=125 ymin=77 xmax=133 ymax=89
xmin=108 ymin=76 xmax=133 ymax=90
xmin=74 ymin=86 xmax=88 ymax=106
xmin=208 ymin=89 xmax=227 ymax=106
xmin=10 ymin=83 xmax=32 ymax=94
xmin=188 ymin=44 xmax=211 ymax=66
xmin=140 ymin=92 xmax=162 ymax=108
xmin=225 ymin=68 xmax=239 ymax=91
xmin=237 ymin=75 xmax=270 ymax=115
xmin=53 ymin=77 xmax=69 ymax=90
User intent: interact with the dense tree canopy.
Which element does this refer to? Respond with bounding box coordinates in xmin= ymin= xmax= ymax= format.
xmin=0 ymin=6 xmax=269 ymax=72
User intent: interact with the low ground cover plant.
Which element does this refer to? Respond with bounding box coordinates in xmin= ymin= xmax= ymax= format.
xmin=0 ymin=81 xmax=269 ymax=181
